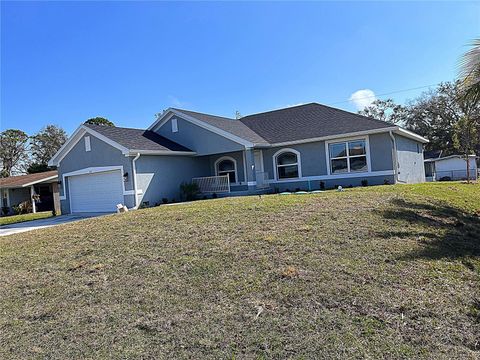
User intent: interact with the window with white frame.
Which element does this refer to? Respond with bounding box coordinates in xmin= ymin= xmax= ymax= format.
xmin=275 ymin=151 xmax=300 ymax=179
xmin=328 ymin=139 xmax=368 ymax=174
xmin=216 ymin=158 xmax=237 ymax=183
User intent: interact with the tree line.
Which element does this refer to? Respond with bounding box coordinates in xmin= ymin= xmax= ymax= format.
xmin=0 ymin=117 xmax=113 ymax=177
xmin=359 ymin=80 xmax=480 ymax=156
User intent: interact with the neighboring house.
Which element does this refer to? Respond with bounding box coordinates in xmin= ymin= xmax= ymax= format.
xmin=0 ymin=170 xmax=60 ymax=215
xmin=48 ymin=103 xmax=428 ymax=214
xmin=424 ymin=151 xmax=478 ymax=181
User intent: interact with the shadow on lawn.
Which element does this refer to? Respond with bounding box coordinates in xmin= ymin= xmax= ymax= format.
xmin=380 ymin=198 xmax=480 ymax=261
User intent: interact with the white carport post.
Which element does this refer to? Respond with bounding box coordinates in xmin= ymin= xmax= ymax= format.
xmin=30 ymin=185 xmax=36 ymax=213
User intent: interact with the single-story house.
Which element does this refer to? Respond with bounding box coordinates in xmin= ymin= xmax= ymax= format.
xmin=48 ymin=103 xmax=428 ymax=214
xmin=0 ymin=170 xmax=61 ymax=215
xmin=424 ymin=151 xmax=478 ymax=181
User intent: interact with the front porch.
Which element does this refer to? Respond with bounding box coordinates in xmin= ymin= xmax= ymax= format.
xmin=194 ymin=149 xmax=272 ymax=196
xmin=192 ymin=173 xmax=272 ymax=197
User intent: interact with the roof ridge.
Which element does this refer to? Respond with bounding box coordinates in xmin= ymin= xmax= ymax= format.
xmin=172 ymin=108 xmax=235 ymax=121
xmin=240 ymin=103 xmax=317 ymax=119
xmin=84 ymin=123 xmax=148 ymax=132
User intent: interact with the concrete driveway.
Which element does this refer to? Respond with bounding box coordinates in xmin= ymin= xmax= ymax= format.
xmin=0 ymin=213 xmax=108 ymax=237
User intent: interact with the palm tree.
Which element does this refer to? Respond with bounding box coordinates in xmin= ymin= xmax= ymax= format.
xmin=459 ymin=38 xmax=480 ymax=104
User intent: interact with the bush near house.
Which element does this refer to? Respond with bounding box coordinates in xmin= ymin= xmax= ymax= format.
xmin=0 ymin=182 xmax=479 ymax=359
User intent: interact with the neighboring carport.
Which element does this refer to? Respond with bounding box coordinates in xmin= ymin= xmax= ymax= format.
xmin=0 ymin=170 xmax=60 ymax=215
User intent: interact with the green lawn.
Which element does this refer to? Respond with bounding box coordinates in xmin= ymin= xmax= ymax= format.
xmin=0 ymin=182 xmax=479 ymax=359
xmin=0 ymin=211 xmax=53 ymax=226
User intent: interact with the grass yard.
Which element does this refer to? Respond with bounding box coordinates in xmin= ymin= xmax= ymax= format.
xmin=0 ymin=211 xmax=53 ymax=226
xmin=0 ymin=182 xmax=479 ymax=359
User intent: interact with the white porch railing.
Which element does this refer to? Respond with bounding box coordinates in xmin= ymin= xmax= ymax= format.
xmin=255 ymin=171 xmax=270 ymax=189
xmin=192 ymin=175 xmax=230 ymax=194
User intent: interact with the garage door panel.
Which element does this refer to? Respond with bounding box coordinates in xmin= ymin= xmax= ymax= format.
xmin=69 ymin=170 xmax=123 ymax=213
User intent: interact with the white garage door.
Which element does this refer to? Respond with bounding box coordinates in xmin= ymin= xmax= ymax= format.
xmin=69 ymin=170 xmax=124 ymax=213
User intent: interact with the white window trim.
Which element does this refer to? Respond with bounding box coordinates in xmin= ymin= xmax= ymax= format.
xmin=171 ymin=118 xmax=178 ymax=133
xmin=273 ymin=148 xmax=302 ymax=181
xmin=214 ymin=156 xmax=239 ymax=185
xmin=84 ymin=136 xmax=91 ymax=152
xmin=325 ymin=136 xmax=372 ymax=176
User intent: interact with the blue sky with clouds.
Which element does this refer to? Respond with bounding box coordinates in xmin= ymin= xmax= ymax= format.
xmin=1 ymin=1 xmax=479 ymax=134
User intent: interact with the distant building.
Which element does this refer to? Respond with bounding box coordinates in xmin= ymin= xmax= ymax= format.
xmin=424 ymin=151 xmax=477 ymax=181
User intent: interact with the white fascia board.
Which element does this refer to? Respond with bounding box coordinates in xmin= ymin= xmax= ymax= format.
xmin=127 ymin=150 xmax=197 ymax=156
xmin=394 ymin=128 xmax=429 ymax=143
xmin=148 ymin=109 xmax=255 ymax=148
xmin=22 ymin=175 xmax=59 ymax=187
xmin=430 ymin=154 xmax=477 ymax=162
xmin=265 ymin=127 xmax=399 ymax=148
xmin=148 ymin=108 xmax=175 ymax=130
xmin=48 ymin=126 xmax=86 ymax=166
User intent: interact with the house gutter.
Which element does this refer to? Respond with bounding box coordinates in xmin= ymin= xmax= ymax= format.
xmin=132 ymin=153 xmax=141 ymax=209
xmin=389 ymin=131 xmax=399 ymax=184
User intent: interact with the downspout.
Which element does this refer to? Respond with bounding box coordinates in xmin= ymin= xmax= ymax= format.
xmin=389 ymin=131 xmax=399 ymax=184
xmin=132 ymin=153 xmax=141 ymax=209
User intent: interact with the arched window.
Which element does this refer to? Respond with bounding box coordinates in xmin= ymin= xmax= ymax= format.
xmin=215 ymin=157 xmax=237 ymax=184
xmin=274 ymin=149 xmax=301 ymax=179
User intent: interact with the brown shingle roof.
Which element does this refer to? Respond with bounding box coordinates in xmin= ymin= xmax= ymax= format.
xmin=0 ymin=170 xmax=58 ymax=188
xmin=239 ymin=103 xmax=393 ymax=144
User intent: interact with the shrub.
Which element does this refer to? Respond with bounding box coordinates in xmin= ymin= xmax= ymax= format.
xmin=15 ymin=201 xmax=33 ymax=214
xmin=319 ymin=181 xmax=325 ymax=190
xmin=361 ymin=179 xmax=369 ymax=187
xmin=384 ymin=178 xmax=391 ymax=185
xmin=440 ymin=176 xmax=452 ymax=182
xmin=180 ymin=182 xmax=200 ymax=201
xmin=139 ymin=201 xmax=150 ymax=209
xmin=1 ymin=206 xmax=9 ymax=216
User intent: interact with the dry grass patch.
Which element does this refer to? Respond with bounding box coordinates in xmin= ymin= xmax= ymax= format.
xmin=0 ymin=183 xmax=479 ymax=359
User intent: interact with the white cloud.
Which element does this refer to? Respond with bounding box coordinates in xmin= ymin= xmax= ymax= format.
xmin=168 ymin=95 xmax=186 ymax=108
xmin=349 ymin=89 xmax=376 ymax=110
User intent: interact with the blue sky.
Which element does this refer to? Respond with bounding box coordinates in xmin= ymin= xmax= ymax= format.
xmin=1 ymin=1 xmax=479 ymax=135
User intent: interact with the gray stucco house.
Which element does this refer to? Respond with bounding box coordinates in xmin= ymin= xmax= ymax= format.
xmin=48 ymin=103 xmax=428 ymax=213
